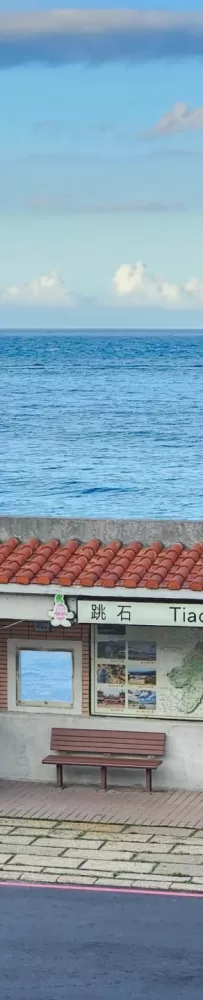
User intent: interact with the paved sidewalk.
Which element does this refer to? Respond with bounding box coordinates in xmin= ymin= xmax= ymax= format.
xmin=0 ymin=819 xmax=203 ymax=892
xmin=1 ymin=780 xmax=203 ymax=826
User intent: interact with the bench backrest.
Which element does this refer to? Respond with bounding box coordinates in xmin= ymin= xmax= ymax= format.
xmin=50 ymin=728 xmax=165 ymax=757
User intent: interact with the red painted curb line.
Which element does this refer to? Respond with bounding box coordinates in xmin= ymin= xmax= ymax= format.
xmin=0 ymin=881 xmax=203 ymax=898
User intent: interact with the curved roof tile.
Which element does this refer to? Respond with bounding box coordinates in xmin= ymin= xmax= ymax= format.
xmin=0 ymin=536 xmax=202 ymax=589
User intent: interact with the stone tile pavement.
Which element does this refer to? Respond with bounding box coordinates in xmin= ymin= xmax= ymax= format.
xmin=1 ymin=781 xmax=203 ymax=892
xmin=1 ymin=818 xmax=203 ymax=892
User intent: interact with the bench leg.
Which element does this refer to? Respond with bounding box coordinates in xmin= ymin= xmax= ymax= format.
xmin=101 ymin=766 xmax=107 ymax=791
xmin=56 ymin=764 xmax=63 ymax=789
xmin=146 ymin=768 xmax=152 ymax=792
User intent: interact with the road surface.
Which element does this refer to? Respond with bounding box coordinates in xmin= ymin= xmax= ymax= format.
xmin=0 ymin=885 xmax=202 ymax=999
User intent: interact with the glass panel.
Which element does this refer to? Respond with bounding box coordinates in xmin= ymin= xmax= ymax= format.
xmin=18 ymin=649 xmax=73 ymax=704
xmin=94 ymin=625 xmax=157 ymax=715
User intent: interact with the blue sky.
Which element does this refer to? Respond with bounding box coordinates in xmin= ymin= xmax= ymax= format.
xmin=1 ymin=3 xmax=203 ymax=328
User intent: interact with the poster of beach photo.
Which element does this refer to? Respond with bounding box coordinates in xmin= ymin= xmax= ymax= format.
xmin=127 ymin=666 xmax=156 ymax=687
xmin=128 ymin=688 xmax=156 ymax=711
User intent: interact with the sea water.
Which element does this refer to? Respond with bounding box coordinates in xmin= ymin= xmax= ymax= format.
xmin=0 ymin=329 xmax=203 ymax=520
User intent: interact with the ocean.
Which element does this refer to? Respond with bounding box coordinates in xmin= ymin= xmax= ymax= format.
xmin=0 ymin=329 xmax=203 ymax=520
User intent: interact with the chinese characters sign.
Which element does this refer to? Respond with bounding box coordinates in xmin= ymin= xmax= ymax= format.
xmin=90 ymin=603 xmax=132 ymax=623
xmin=77 ymin=600 xmax=203 ymax=627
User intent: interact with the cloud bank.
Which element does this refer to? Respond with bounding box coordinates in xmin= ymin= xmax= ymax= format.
xmin=0 ymin=270 xmax=73 ymax=306
xmin=2 ymin=263 xmax=203 ymax=312
xmin=32 ymin=195 xmax=183 ymax=215
xmin=140 ymin=102 xmax=203 ymax=140
xmin=1 ymin=11 xmax=203 ymax=68
xmin=113 ymin=261 xmax=203 ymax=309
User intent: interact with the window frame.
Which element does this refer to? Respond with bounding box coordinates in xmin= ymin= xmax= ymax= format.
xmin=16 ymin=648 xmax=74 ymax=708
xmin=8 ymin=638 xmax=82 ymax=714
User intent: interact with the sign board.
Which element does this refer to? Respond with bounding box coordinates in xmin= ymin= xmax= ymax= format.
xmin=34 ymin=622 xmax=51 ymax=632
xmin=77 ymin=600 xmax=203 ymax=628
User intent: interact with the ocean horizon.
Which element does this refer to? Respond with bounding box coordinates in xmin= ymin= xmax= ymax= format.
xmin=0 ymin=328 xmax=203 ymax=335
xmin=0 ymin=329 xmax=202 ymax=521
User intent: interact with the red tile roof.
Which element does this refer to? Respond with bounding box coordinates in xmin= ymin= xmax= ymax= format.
xmin=0 ymin=537 xmax=203 ymax=589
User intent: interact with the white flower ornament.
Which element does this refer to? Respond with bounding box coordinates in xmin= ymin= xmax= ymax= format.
xmin=48 ymin=594 xmax=75 ymax=627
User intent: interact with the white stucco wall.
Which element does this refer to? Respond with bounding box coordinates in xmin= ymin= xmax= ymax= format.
xmin=0 ymin=710 xmax=201 ymax=789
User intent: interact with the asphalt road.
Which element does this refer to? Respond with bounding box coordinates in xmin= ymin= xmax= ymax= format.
xmin=0 ymin=885 xmax=203 ymax=999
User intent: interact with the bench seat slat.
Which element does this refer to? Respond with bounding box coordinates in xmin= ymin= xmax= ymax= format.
xmin=51 ymin=738 xmax=164 ymax=749
xmin=42 ymin=753 xmax=162 ymax=770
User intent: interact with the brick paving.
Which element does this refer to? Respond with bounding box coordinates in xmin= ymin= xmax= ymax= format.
xmin=1 ymin=780 xmax=203 ymax=827
xmin=0 ymin=818 xmax=203 ymax=892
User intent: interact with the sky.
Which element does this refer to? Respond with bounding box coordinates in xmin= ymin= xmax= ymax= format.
xmin=1 ymin=3 xmax=203 ymax=328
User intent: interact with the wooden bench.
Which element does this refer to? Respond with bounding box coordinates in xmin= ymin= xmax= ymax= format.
xmin=42 ymin=729 xmax=165 ymax=792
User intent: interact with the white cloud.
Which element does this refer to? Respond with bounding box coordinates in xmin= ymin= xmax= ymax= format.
xmin=0 ymin=270 xmax=73 ymax=307
xmin=140 ymin=102 xmax=203 ymax=140
xmin=113 ymin=261 xmax=203 ymax=309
